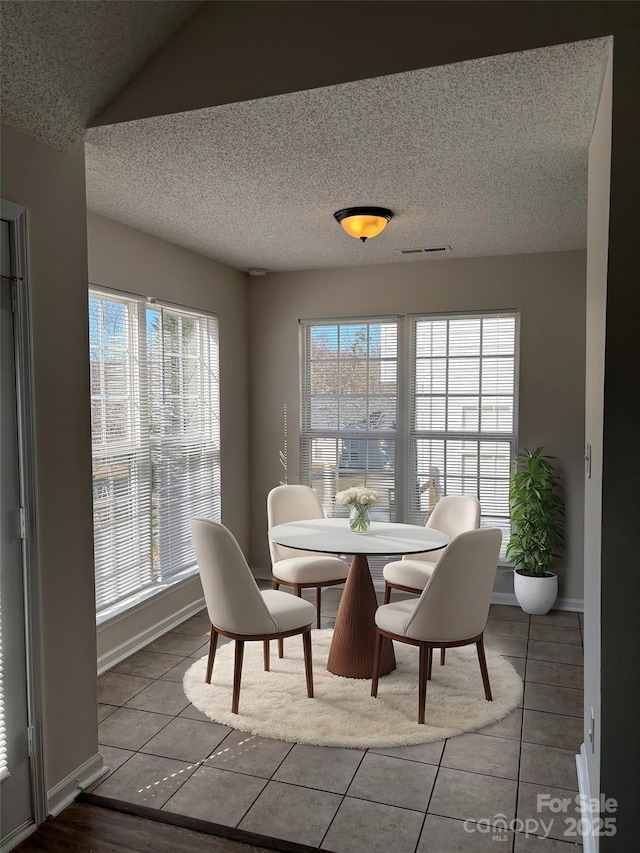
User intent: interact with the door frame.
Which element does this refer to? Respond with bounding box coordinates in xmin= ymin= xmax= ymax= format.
xmin=1 ymin=198 xmax=47 ymax=832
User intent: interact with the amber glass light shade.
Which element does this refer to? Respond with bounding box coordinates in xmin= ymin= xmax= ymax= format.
xmin=333 ymin=207 xmax=393 ymax=242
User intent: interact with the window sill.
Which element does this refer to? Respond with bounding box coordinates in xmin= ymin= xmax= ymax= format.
xmin=96 ymin=566 xmax=200 ymax=631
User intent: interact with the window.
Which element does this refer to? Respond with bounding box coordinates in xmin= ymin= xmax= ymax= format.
xmin=300 ymin=312 xmax=517 ymax=584
xmin=410 ymin=314 xmax=517 ymax=554
xmin=300 ymin=319 xmax=398 ymax=516
xmin=89 ymin=287 xmax=220 ymax=616
xmin=300 ymin=319 xmax=399 ymax=584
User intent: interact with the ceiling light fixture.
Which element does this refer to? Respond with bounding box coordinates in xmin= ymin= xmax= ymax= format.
xmin=333 ymin=207 xmax=394 ymax=242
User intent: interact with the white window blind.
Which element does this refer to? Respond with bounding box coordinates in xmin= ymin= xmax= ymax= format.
xmin=411 ymin=313 xmax=517 ymax=555
xmin=300 ymin=312 xmax=518 ymax=587
xmin=90 ymin=288 xmax=220 ymax=615
xmin=300 ymin=319 xmax=399 ymax=586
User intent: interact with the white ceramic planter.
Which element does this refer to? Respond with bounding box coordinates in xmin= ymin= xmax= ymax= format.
xmin=513 ymin=569 xmax=558 ymax=615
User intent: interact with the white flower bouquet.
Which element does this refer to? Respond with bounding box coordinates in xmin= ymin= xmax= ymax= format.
xmin=335 ymin=486 xmax=380 ymax=533
xmin=335 ymin=486 xmax=380 ymax=508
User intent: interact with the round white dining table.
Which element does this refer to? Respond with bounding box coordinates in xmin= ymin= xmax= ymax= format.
xmin=269 ymin=518 xmax=449 ymax=679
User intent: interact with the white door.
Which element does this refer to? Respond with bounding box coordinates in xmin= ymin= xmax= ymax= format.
xmin=0 ymin=218 xmax=34 ymax=844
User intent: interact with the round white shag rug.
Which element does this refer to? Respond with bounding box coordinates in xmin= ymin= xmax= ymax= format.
xmin=183 ymin=630 xmax=522 ymax=749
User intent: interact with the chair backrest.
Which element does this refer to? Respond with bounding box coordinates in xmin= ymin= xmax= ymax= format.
xmin=191 ymin=518 xmax=277 ymax=635
xmin=427 ymin=494 xmax=481 ymax=536
xmin=267 ymin=484 xmax=326 ymax=563
xmin=405 ymin=528 xmax=501 ymax=642
xmin=407 ymin=494 xmax=481 ymax=562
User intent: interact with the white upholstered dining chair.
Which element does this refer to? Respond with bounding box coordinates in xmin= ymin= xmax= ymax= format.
xmin=372 ymin=527 xmax=502 ymax=724
xmin=191 ymin=518 xmax=316 ymax=714
xmin=267 ymin=485 xmax=350 ymax=629
xmin=382 ymin=495 xmax=481 ymax=604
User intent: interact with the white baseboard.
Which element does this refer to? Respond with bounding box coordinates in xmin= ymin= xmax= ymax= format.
xmin=47 ymin=753 xmax=106 ymax=817
xmin=491 ymin=591 xmax=584 ymax=612
xmin=553 ymin=596 xmax=584 ymax=613
xmin=576 ymin=742 xmax=597 ymax=853
xmin=97 ymin=597 xmax=205 ymax=675
xmin=491 ymin=592 xmax=520 ymax=607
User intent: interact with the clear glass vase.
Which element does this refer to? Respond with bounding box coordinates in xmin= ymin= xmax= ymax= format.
xmin=349 ymin=503 xmax=371 ymax=533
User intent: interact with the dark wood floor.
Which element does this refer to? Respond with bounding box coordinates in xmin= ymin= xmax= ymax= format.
xmin=14 ymin=802 xmax=284 ymax=853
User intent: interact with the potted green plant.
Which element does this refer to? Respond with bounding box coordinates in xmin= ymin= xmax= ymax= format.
xmin=506 ymin=447 xmax=565 ymax=614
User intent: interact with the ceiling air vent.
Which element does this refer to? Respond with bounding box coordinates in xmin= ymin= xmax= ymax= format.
xmin=400 ymin=245 xmax=452 ymax=255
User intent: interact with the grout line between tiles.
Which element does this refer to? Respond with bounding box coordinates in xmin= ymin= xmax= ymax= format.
xmin=99 ymin=706 xmax=179 ymax=755
xmin=98 ymin=677 xmax=156 ymax=708
xmin=317 ymin=748 xmax=368 ymax=849
xmin=157 ymin=756 xmax=217 ymax=814
xmin=94 ymin=747 xmax=137 ymax=786
xmin=520 ymin=707 xmax=584 ymax=720
xmin=511 ymin=613 xmax=530 ymax=853
xmin=267 ymin=743 xmax=297 ymax=779
xmin=160 ymin=724 xmax=277 ymax=819
xmin=366 ymin=750 xmax=443 ymax=767
xmin=412 ymin=727 xmax=447 ymax=853
xmin=225 ymin=737 xmax=300 ymax=828
xmin=524 ymin=677 xmax=584 ymax=690
xmin=527 ymin=635 xmax=584 ymax=647
xmin=325 ymin=789 xmax=425 ymax=815
xmin=525 ymin=657 xmax=584 ymax=668
xmin=430 ymin=763 xmax=521 ymax=784
xmin=225 ymin=779 xmax=268 ymax=831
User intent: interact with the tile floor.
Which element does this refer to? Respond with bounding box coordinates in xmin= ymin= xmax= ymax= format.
xmin=93 ymin=588 xmax=585 ymax=852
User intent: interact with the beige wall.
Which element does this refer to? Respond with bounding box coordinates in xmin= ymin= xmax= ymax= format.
xmin=87 ymin=212 xmax=249 ymax=660
xmin=1 ymin=123 xmax=97 ymax=791
xmin=249 ymin=251 xmax=586 ymax=601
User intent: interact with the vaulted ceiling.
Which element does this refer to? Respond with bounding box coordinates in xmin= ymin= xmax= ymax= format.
xmin=0 ymin=0 xmax=201 ymax=150
xmin=1 ymin=2 xmax=608 ymax=273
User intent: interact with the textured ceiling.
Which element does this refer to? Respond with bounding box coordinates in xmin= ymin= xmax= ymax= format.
xmin=85 ymin=38 xmax=608 ymax=273
xmin=0 ymin=0 xmax=201 ymax=150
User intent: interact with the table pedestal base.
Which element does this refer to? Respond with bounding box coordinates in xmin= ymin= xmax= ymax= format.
xmin=327 ymin=554 xmax=396 ymax=679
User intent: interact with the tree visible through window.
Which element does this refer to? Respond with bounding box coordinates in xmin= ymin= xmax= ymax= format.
xmin=300 ymin=319 xmax=398 ymax=524
xmin=300 ymin=312 xmax=517 ymax=585
xmin=89 ymin=288 xmax=220 ymax=615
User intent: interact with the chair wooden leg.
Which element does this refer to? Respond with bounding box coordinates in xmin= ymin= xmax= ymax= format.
xmin=440 ymin=647 xmax=446 ymax=666
xmin=232 ymin=640 xmax=245 ymax=714
xmin=302 ymin=628 xmax=314 ymax=698
xmin=205 ymin=626 xmax=219 ymax=684
xmin=418 ymin=644 xmax=429 ymax=724
xmin=263 ymin=639 xmax=270 ymax=672
xmin=476 ymin=636 xmax=492 ymax=701
xmin=371 ymin=630 xmax=384 ymax=697
xmin=273 ymin=580 xmax=280 ymax=590
xmin=316 ymin=587 xmax=322 ymax=628
xmin=281 ymin=585 xmax=302 ymax=653
xmin=383 ymin=583 xmax=391 ymax=605
xmin=427 ymin=646 xmax=433 ymax=680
